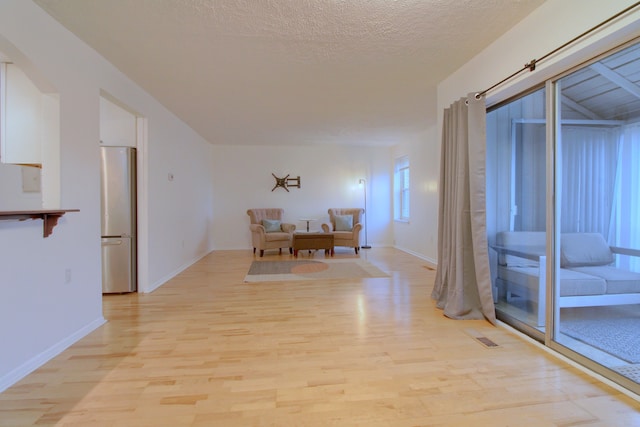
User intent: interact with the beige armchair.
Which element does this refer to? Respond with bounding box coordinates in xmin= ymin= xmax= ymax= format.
xmin=247 ymin=208 xmax=296 ymax=257
xmin=321 ymin=208 xmax=364 ymax=254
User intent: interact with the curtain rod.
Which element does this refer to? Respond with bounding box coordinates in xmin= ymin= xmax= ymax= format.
xmin=475 ymin=1 xmax=640 ymax=99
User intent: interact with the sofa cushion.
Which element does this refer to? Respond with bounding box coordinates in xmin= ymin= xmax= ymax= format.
xmin=560 ymin=233 xmax=614 ymax=267
xmin=332 ymin=231 xmax=354 ymax=241
xmin=334 ymin=215 xmax=353 ymax=231
xmin=262 ymin=219 xmax=282 ymax=233
xmin=497 ymin=265 xmax=606 ymax=297
xmin=264 ymin=231 xmax=290 ymax=242
xmin=569 ymin=266 xmax=640 ymax=294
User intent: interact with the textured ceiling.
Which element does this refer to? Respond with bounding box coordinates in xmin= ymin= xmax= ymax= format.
xmin=33 ymin=0 xmax=545 ymax=146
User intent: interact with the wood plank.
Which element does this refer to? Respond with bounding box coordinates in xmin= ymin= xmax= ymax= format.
xmin=0 ymin=248 xmax=638 ymax=425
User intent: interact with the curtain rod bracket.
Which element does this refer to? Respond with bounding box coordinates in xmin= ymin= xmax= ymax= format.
xmin=525 ymin=59 xmax=537 ymax=72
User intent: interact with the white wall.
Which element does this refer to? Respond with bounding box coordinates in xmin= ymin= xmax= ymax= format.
xmin=0 ymin=163 xmax=42 ymax=210
xmin=0 ymin=1 xmax=214 ymax=390
xmin=211 ymin=145 xmax=392 ymax=250
xmin=391 ymin=84 xmax=439 ymax=263
xmin=390 ymin=133 xmax=439 ymax=263
xmin=99 ymin=96 xmax=136 ymax=147
xmin=0 ymin=58 xmax=59 ymax=209
xmin=146 ymin=119 xmax=214 ymax=291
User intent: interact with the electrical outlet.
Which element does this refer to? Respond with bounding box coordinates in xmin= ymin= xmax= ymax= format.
xmin=65 ymin=269 xmax=72 ymax=284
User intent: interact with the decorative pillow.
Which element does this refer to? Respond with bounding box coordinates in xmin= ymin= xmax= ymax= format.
xmin=334 ymin=215 xmax=353 ymax=231
xmin=560 ymin=233 xmax=614 ymax=267
xmin=262 ymin=219 xmax=281 ymax=233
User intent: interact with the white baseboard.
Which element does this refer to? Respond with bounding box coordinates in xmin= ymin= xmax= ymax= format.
xmin=0 ymin=316 xmax=106 ymax=392
xmin=145 ymin=250 xmax=211 ymax=293
xmin=394 ymin=245 xmax=437 ymax=266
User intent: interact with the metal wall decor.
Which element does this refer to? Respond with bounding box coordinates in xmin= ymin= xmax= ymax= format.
xmin=271 ymin=173 xmax=301 ymax=192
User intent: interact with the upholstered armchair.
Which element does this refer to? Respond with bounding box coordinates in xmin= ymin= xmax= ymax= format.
xmin=246 ymin=208 xmax=296 ymax=257
xmin=321 ymin=208 xmax=364 ymax=254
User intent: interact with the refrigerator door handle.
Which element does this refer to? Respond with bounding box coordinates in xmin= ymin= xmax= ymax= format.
xmin=102 ymin=240 xmax=123 ymax=246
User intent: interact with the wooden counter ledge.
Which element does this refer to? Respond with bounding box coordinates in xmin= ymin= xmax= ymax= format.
xmin=0 ymin=209 xmax=80 ymax=237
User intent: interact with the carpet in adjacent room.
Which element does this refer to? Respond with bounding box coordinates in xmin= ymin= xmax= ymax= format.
xmin=560 ymin=305 xmax=640 ymax=364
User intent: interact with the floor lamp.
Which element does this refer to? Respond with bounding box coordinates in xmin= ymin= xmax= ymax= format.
xmin=359 ymin=179 xmax=371 ymax=249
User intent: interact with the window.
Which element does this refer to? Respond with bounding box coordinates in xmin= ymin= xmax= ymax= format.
xmin=394 ymin=156 xmax=410 ymax=221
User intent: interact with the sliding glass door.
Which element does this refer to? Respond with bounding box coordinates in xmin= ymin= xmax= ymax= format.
xmin=552 ymin=42 xmax=640 ymax=390
xmin=487 ymin=40 xmax=640 ymax=393
xmin=487 ymin=88 xmax=547 ymax=337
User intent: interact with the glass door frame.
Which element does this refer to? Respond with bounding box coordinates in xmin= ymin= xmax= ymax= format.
xmin=543 ymin=38 xmax=640 ymax=396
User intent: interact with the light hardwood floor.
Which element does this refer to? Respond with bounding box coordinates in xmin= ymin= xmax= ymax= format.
xmin=1 ymin=248 xmax=639 ymax=426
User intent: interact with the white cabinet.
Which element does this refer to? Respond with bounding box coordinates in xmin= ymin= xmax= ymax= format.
xmin=1 ymin=63 xmax=43 ymax=165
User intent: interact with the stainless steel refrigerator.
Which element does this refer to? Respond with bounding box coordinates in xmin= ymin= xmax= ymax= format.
xmin=100 ymin=146 xmax=137 ymax=293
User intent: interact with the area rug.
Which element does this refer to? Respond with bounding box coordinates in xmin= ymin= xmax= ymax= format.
xmin=560 ymin=305 xmax=640 ymax=364
xmin=244 ymin=259 xmax=389 ymax=283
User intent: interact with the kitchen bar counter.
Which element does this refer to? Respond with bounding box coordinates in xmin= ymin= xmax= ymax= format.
xmin=0 ymin=209 xmax=79 ymax=237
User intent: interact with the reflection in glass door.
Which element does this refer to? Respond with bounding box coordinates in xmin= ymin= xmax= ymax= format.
xmin=553 ymin=42 xmax=640 ymax=390
xmin=486 ymin=88 xmax=547 ymax=337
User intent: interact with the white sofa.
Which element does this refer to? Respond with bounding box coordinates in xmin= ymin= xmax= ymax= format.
xmin=494 ymin=231 xmax=640 ymax=326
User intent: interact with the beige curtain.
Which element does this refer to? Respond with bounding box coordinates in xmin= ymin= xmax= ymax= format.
xmin=432 ymin=93 xmax=496 ymax=325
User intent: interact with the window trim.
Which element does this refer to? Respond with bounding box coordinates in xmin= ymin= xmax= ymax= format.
xmin=394 ymin=155 xmax=410 ymax=222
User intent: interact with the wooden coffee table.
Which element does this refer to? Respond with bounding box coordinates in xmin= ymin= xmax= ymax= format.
xmin=292 ymin=232 xmax=334 ymax=257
